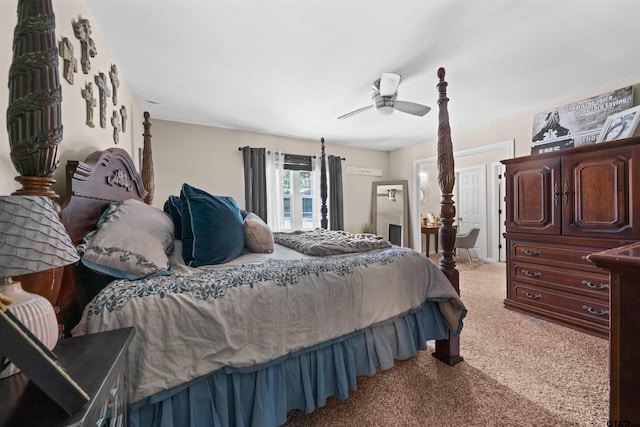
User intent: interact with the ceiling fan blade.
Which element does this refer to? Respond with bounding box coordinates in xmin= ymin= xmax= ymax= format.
xmin=337 ymin=104 xmax=373 ymax=120
xmin=379 ymin=73 xmax=401 ymax=97
xmin=395 ymin=101 xmax=431 ymax=117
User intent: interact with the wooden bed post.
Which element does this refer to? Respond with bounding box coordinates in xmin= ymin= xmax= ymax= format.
xmin=432 ymin=67 xmax=463 ymax=366
xmin=142 ymin=111 xmax=155 ymax=205
xmin=320 ymin=137 xmax=328 ymax=229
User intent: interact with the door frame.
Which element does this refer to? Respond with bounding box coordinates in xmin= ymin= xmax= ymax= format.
xmin=412 ymin=139 xmax=515 ymax=262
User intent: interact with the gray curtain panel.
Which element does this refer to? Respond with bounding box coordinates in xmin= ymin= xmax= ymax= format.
xmin=328 ymin=155 xmax=344 ymax=230
xmin=241 ymin=147 xmax=267 ymax=221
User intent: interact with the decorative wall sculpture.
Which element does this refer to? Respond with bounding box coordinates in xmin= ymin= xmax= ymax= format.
xmin=72 ymin=15 xmax=97 ymax=74
xmin=110 ymin=64 xmax=119 ymax=106
xmin=81 ymin=82 xmax=96 ymax=128
xmin=111 ymin=111 xmax=121 ymax=144
xmin=58 ymin=37 xmax=77 ymax=84
xmin=94 ymin=72 xmax=111 ymax=128
xmin=7 ymin=0 xmax=63 ymax=198
xmin=120 ymin=105 xmax=128 ymax=133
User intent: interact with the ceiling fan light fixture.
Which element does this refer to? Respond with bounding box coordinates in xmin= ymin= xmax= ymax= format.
xmin=377 ymin=105 xmax=394 ymax=116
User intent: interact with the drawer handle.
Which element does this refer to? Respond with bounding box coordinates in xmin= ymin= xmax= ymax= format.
xmin=521 ymin=249 xmax=542 ymax=256
xmin=553 ymin=182 xmax=560 ymax=206
xmin=563 ymin=181 xmax=569 ymax=206
xmin=521 ymin=269 xmax=542 ymax=278
xmin=582 ymin=305 xmax=609 ymax=316
xmin=581 ymin=280 xmax=609 ymax=290
xmin=523 ymin=291 xmax=542 ymax=299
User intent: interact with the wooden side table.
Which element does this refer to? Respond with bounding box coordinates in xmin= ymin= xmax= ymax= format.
xmin=421 ymin=226 xmax=439 ymax=257
xmin=588 ymin=243 xmax=640 ymax=424
xmin=0 ymin=327 xmax=135 ymax=427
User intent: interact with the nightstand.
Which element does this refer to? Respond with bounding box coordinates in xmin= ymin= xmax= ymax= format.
xmin=0 ymin=327 xmax=135 ymax=427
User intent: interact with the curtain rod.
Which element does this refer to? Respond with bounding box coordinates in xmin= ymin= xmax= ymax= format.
xmin=238 ymin=146 xmax=345 ymax=161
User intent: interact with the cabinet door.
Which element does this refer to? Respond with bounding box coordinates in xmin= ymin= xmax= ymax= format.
xmin=505 ymin=157 xmax=560 ymax=235
xmin=562 ymin=146 xmax=635 ymax=238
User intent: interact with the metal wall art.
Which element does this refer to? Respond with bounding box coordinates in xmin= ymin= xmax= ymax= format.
xmin=58 ymin=37 xmax=77 ymax=84
xmin=72 ymin=16 xmax=97 ymax=74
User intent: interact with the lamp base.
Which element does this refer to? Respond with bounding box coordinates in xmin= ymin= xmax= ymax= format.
xmin=0 ymin=280 xmax=58 ymax=378
xmin=12 ymin=176 xmax=59 ymax=201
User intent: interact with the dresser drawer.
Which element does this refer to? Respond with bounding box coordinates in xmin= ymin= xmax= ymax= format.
xmin=511 ymin=282 xmax=609 ymax=326
xmin=510 ymin=240 xmax=602 ymax=272
xmin=511 ymin=262 xmax=610 ymax=300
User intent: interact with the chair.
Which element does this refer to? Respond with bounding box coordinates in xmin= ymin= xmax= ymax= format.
xmin=455 ymin=227 xmax=480 ymax=262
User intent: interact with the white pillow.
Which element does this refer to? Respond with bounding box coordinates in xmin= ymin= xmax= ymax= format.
xmin=244 ymin=212 xmax=274 ymax=253
xmin=79 ymin=199 xmax=174 ymax=279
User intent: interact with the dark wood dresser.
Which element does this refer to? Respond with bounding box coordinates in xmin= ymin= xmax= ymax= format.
xmin=502 ymin=136 xmax=640 ymax=338
xmin=0 ymin=327 xmax=135 ymax=427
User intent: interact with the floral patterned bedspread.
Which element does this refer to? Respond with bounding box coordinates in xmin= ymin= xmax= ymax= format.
xmin=75 ymin=245 xmax=465 ymax=403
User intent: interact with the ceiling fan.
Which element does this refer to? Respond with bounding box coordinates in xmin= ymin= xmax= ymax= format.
xmin=338 ymin=72 xmax=431 ymax=120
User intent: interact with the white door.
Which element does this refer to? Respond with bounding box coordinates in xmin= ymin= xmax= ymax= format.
xmin=455 ymin=165 xmax=486 ymax=259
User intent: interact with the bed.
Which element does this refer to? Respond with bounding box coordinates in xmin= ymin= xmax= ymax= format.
xmin=56 ymin=68 xmax=465 ymax=427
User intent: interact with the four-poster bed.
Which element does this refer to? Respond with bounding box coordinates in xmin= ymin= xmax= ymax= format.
xmin=53 ymin=68 xmax=463 ymax=426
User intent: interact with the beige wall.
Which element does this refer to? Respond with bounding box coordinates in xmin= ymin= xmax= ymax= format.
xmin=2 ymin=0 xmax=640 ymax=248
xmin=389 ymin=75 xmax=640 ymax=259
xmin=1 ymin=0 xmax=143 ymax=197
xmin=151 ymin=119 xmax=390 ymax=234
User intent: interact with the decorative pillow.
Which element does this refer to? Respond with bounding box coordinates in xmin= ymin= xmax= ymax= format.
xmin=244 ymin=212 xmax=274 ymax=253
xmin=164 ymin=195 xmax=183 ymax=240
xmin=79 ymin=199 xmax=175 ymax=280
xmin=180 ymin=183 xmax=245 ymax=266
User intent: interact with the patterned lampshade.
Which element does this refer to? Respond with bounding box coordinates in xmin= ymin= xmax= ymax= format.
xmin=0 ymin=196 xmax=79 ymax=378
xmin=0 ymin=196 xmax=79 ymax=278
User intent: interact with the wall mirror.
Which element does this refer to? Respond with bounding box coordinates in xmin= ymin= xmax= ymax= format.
xmin=371 ymin=180 xmax=409 ymax=247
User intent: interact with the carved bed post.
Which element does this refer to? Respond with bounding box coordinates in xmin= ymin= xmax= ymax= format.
xmin=320 ymin=137 xmax=328 ymax=229
xmin=7 ymin=0 xmax=63 ymax=200
xmin=142 ymin=111 xmax=154 ymax=205
xmin=432 ymin=67 xmax=463 ymax=365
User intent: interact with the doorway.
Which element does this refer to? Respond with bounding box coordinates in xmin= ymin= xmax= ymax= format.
xmin=412 ymin=139 xmax=514 ymax=262
xmin=455 ymin=165 xmax=486 ymax=260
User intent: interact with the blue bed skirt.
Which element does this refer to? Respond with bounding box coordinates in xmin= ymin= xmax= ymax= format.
xmin=129 ymin=299 xmax=451 ymax=427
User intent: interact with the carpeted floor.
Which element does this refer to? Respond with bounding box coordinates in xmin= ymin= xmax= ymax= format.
xmin=284 ymin=256 xmax=609 ymax=427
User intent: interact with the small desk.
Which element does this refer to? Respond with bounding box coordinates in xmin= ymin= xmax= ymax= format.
xmin=421 ymin=226 xmax=440 ymax=257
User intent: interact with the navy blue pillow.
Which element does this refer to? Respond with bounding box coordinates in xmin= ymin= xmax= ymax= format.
xmin=180 ymin=183 xmax=245 ymax=266
xmin=163 ymin=195 xmax=183 ymax=240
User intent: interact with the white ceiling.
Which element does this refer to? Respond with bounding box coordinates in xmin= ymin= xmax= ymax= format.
xmin=85 ymin=0 xmax=640 ymax=151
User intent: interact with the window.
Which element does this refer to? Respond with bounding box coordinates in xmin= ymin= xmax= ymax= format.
xmin=282 ymin=169 xmax=316 ymax=230
xmin=266 ymin=151 xmax=321 ymax=232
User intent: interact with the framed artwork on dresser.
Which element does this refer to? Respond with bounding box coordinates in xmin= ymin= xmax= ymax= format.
xmin=597 ymin=105 xmax=640 ymax=143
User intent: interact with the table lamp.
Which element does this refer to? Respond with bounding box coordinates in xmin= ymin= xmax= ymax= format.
xmin=0 ymin=196 xmax=80 ymax=378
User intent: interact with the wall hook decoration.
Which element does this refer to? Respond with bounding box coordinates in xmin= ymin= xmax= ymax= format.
xmin=72 ymin=15 xmax=97 ymax=74
xmin=58 ymin=37 xmax=77 ymax=84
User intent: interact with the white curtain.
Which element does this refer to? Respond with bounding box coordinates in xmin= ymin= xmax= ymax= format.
xmin=266 ymin=151 xmax=285 ymax=232
xmin=311 ymin=155 xmax=322 ymax=229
